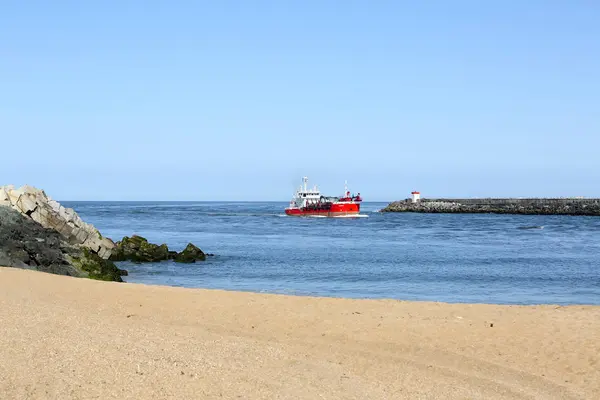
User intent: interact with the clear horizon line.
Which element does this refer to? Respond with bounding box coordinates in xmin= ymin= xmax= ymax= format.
xmin=56 ymin=195 xmax=600 ymax=203
xmin=56 ymin=199 xmax=395 ymax=203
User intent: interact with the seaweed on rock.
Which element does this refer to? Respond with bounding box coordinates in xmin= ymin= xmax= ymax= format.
xmin=110 ymin=236 xmax=208 ymax=263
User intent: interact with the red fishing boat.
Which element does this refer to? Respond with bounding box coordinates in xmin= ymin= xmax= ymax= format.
xmin=284 ymin=177 xmax=362 ymax=217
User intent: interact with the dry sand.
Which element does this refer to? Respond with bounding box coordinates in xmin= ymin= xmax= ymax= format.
xmin=0 ymin=267 xmax=598 ymax=399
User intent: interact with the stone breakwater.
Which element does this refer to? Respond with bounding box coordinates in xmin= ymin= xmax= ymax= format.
xmin=1 ymin=184 xmax=210 ymax=281
xmin=381 ymin=198 xmax=600 ymax=216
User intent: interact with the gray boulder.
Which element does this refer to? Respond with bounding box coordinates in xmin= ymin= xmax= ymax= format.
xmin=0 ymin=206 xmax=126 ymax=281
xmin=0 ymin=184 xmax=115 ymax=259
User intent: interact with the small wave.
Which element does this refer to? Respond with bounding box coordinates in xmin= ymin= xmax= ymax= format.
xmin=285 ymin=214 xmax=369 ymax=219
xmin=518 ymin=225 xmax=544 ymax=230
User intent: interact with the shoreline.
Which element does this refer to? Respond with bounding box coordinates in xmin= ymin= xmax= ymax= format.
xmin=12 ymin=265 xmax=599 ymax=308
xmin=2 ymin=267 xmax=599 ymax=399
xmin=121 ymin=276 xmax=600 ymax=307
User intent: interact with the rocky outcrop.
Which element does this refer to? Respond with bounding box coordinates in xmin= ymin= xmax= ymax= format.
xmin=1 ymin=184 xmax=213 ymax=281
xmin=1 ymin=185 xmax=115 ymax=259
xmin=110 ymin=235 xmax=207 ymax=263
xmin=0 ymin=206 xmax=126 ymax=281
xmin=109 ymin=235 xmax=170 ymax=262
xmin=381 ymin=198 xmax=600 ymax=216
xmin=173 ymin=243 xmax=206 ymax=263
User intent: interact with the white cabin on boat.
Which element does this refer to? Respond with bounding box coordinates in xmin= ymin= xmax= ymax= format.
xmin=290 ymin=177 xmax=322 ymax=208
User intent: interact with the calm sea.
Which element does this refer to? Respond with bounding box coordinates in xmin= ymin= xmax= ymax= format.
xmin=62 ymin=201 xmax=600 ymax=305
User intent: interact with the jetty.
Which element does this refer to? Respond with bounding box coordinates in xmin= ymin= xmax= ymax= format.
xmin=381 ymin=192 xmax=600 ymax=216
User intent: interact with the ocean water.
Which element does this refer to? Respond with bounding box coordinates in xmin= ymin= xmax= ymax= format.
xmin=62 ymin=201 xmax=600 ymax=305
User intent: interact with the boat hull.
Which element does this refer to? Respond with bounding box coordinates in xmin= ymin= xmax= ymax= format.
xmin=285 ymin=203 xmax=360 ymax=217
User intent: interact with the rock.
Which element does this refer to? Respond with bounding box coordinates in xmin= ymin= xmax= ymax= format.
xmin=82 ymin=232 xmax=103 ymax=253
xmin=0 ymin=207 xmax=64 ymax=268
xmin=7 ymin=187 xmax=24 ymax=206
xmin=21 ymin=184 xmax=44 ymax=196
xmin=173 ymin=243 xmax=206 ymax=263
xmin=0 ymin=251 xmax=30 ymax=269
xmin=68 ymin=248 xmax=127 ymax=282
xmin=110 ymin=235 xmax=171 ymax=262
xmin=98 ymin=238 xmax=116 ymax=259
xmin=16 ymin=194 xmax=38 ymax=214
xmin=110 ymin=237 xmax=208 ymax=263
xmin=155 ymin=244 xmax=170 ymax=260
xmin=0 ymin=186 xmax=11 ymax=207
xmin=72 ymin=226 xmax=90 ymax=244
xmin=30 ymin=206 xmax=48 ymax=226
xmin=0 ymin=206 xmax=120 ymax=279
xmin=1 ymin=184 xmax=212 ymax=280
xmin=47 ymin=198 xmax=61 ymax=214
xmin=0 ymin=184 xmax=115 ymax=259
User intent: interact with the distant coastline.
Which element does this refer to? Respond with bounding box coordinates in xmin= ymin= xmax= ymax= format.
xmin=381 ymin=197 xmax=600 ymax=216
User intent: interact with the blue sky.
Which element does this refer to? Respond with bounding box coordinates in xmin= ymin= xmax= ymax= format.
xmin=1 ymin=1 xmax=599 ymax=201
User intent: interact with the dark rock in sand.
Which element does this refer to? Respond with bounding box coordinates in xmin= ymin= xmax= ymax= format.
xmin=0 ymin=206 xmax=125 ymax=281
xmin=70 ymin=248 xmax=128 ymax=281
xmin=1 ymin=206 xmax=78 ymax=275
xmin=173 ymin=243 xmax=206 ymax=263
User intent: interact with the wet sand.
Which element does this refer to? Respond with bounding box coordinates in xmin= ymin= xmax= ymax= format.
xmin=1 ymin=267 xmax=598 ymax=399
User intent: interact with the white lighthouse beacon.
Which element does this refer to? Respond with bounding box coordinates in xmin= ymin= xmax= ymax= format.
xmin=411 ymin=191 xmax=421 ymax=203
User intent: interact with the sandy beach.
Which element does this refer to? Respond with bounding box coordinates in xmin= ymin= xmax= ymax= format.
xmin=0 ymin=267 xmax=598 ymax=399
